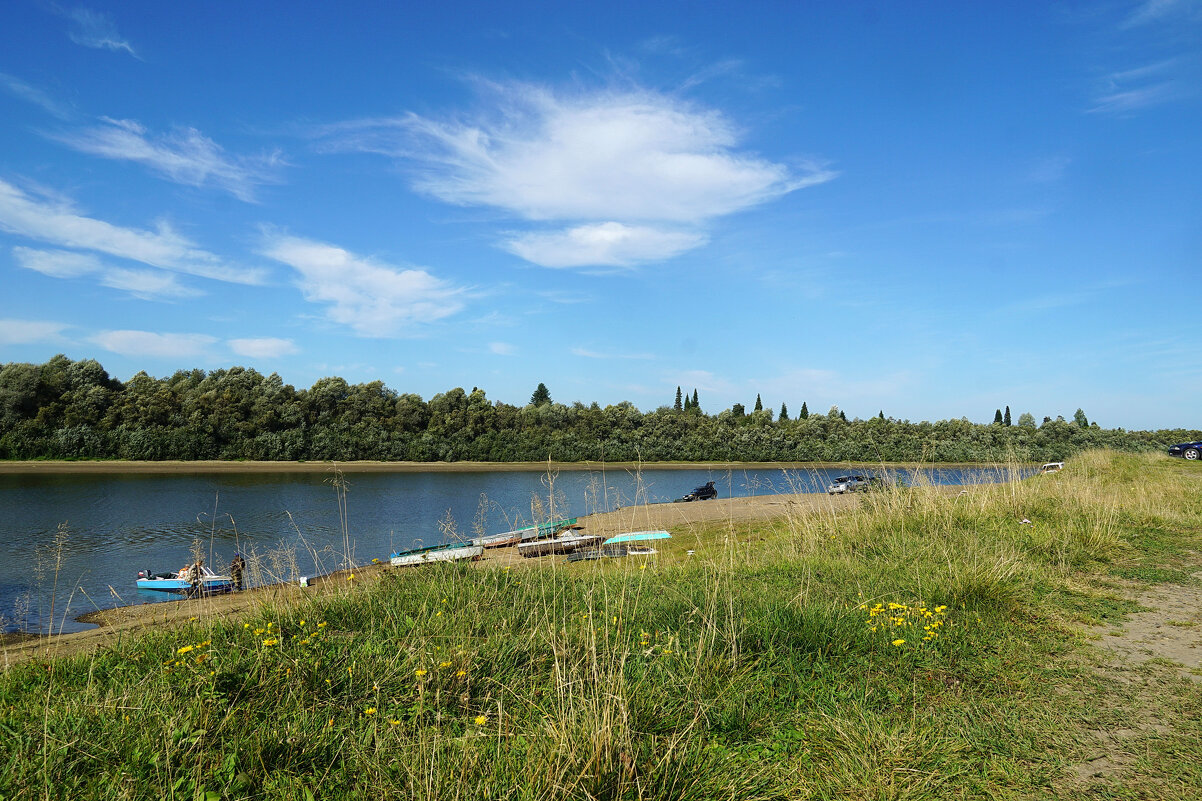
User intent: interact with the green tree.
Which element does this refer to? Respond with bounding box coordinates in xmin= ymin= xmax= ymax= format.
xmin=691 ymin=389 xmax=699 ymax=412
xmin=1074 ymin=408 xmax=1089 ymax=428
xmin=754 ymin=394 xmax=763 ymax=412
xmin=840 ymin=410 xmax=847 ymax=422
xmin=731 ymin=403 xmax=745 ymax=417
xmin=1017 ymin=412 xmax=1036 ymax=428
xmin=993 ymin=409 xmax=1003 ymax=424
xmin=1003 ymin=406 xmax=1012 ymax=427
xmin=779 ymin=402 xmax=788 ymax=421
xmin=530 ymin=383 xmax=551 ymax=406
xmin=674 ymin=386 xmax=682 ymax=411
xmin=878 ymin=410 xmax=885 ymax=421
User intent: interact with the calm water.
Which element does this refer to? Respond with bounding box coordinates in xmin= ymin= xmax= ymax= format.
xmin=0 ymin=465 xmax=1027 ymax=634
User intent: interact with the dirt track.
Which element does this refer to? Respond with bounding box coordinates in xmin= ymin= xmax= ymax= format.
xmin=0 ymin=490 xmax=859 ymax=667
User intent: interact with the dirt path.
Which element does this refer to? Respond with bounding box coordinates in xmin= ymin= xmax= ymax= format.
xmin=1064 ymin=561 xmax=1202 ymax=790
xmin=0 ymin=490 xmax=861 ymax=667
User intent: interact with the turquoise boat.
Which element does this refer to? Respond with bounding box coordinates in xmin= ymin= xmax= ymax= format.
xmin=602 ymin=530 xmax=671 ymax=545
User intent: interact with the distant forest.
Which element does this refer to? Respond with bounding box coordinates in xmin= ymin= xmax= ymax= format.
xmin=0 ymin=355 xmax=1196 ymax=463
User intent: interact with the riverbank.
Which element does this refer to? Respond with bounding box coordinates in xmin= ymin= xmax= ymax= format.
xmin=1 ymin=487 xmax=872 ymax=665
xmin=2 ymin=451 xmax=1200 ymax=798
xmin=0 ymin=458 xmax=1032 ymax=474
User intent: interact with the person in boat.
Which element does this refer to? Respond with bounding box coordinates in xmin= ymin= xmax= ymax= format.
xmin=229 ymin=553 xmax=246 ymax=590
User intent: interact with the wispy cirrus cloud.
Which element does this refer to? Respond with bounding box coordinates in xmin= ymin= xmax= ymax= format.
xmin=62 ymin=7 xmax=138 ymax=57
xmin=0 ymin=73 xmax=74 ymax=120
xmin=0 ymin=318 xmax=71 ymax=345
xmin=51 ymin=117 xmax=283 ymax=202
xmin=0 ymin=179 xmax=264 ymax=284
xmin=317 ymin=81 xmax=833 ymax=268
xmin=1089 ymin=59 xmax=1185 ymax=114
xmin=91 ymin=330 xmax=217 ymax=358
xmin=260 ymin=232 xmax=466 ymax=337
xmin=229 ymin=337 xmax=299 ymax=358
xmin=15 ymin=246 xmax=200 ymax=300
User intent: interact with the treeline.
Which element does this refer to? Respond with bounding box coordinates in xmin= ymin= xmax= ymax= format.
xmin=0 ymin=355 xmax=1195 ymax=463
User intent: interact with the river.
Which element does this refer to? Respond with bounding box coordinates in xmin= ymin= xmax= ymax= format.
xmin=0 ymin=464 xmax=1027 ymax=634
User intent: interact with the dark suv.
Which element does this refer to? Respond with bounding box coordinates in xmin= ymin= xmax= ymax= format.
xmin=677 ymin=481 xmax=718 ymax=502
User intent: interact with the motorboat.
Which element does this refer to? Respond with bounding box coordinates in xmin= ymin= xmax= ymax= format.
xmin=136 ymin=565 xmax=233 ymax=594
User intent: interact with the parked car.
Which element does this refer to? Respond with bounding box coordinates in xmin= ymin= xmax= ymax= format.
xmin=826 ymin=475 xmax=881 ymax=494
xmin=1168 ymin=441 xmax=1202 ymax=461
xmin=1038 ymin=462 xmax=1064 ymax=474
xmin=676 ymin=481 xmax=718 ymax=502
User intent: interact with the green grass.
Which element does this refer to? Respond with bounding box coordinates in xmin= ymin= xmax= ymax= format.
xmin=2 ymin=450 xmax=1201 ymax=799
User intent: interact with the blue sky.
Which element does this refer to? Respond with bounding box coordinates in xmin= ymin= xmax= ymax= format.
xmin=1 ymin=1 xmax=1198 ymax=430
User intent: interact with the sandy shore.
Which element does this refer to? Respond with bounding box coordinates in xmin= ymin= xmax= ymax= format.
xmin=0 ymin=489 xmax=869 ymax=666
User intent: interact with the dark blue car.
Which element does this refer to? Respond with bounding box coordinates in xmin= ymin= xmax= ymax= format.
xmin=1168 ymin=442 xmax=1202 ymax=461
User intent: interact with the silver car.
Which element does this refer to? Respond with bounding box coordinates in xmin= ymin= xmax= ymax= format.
xmin=827 ymin=474 xmax=876 ymax=494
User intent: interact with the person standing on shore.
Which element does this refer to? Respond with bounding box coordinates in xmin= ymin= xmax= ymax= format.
xmin=229 ymin=553 xmax=246 ymax=591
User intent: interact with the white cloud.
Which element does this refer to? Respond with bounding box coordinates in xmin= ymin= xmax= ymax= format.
xmin=64 ymin=8 xmax=137 ymax=57
xmin=99 ymin=267 xmax=200 ymax=299
xmin=229 ymin=337 xmax=299 ymax=358
xmin=91 ymin=330 xmax=217 ymax=358
xmin=52 ymin=118 xmax=283 ymax=201
xmin=14 ymin=246 xmax=201 ymax=300
xmin=320 ymin=82 xmax=834 ymax=267
xmin=505 ymin=222 xmax=705 ymax=268
xmin=260 ymin=233 xmax=466 ymax=337
xmin=0 ymin=179 xmax=263 ymax=284
xmin=488 ymin=342 xmax=515 ymax=355
xmin=0 ymin=318 xmax=70 ymax=345
xmin=13 ymin=246 xmax=101 ymax=278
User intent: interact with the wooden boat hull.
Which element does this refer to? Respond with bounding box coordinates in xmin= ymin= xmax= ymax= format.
xmin=390 ymin=544 xmax=483 ymax=567
xmin=518 ymin=534 xmax=602 ymax=558
xmin=471 ymin=518 xmax=579 ymax=547
xmin=567 ymin=545 xmax=657 ymax=562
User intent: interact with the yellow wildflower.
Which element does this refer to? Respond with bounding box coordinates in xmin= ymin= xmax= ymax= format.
xmin=262 ymin=638 xmax=279 ymax=647
xmin=364 ymin=707 xmax=376 ymax=716
xmin=474 ymin=715 xmax=487 ymax=725
xmin=177 ymin=644 xmax=195 ymax=655
xmin=415 ymin=669 xmax=427 ymax=677
xmin=892 ymin=639 xmax=905 ymax=646
xmin=456 ymin=670 xmax=467 ymax=677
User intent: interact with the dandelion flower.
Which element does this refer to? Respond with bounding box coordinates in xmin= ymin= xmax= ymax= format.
xmin=439 ymin=661 xmax=452 ymax=668
xmin=474 ymin=715 xmax=487 ymax=725
xmin=262 ymin=638 xmax=279 ymax=647
xmin=364 ymin=707 xmax=376 ymax=716
xmin=415 ymin=669 xmax=427 ymax=677
xmin=456 ymin=670 xmax=467 ymax=677
xmin=177 ymin=644 xmax=195 ymax=655
xmin=892 ymin=639 xmax=905 ymax=646
xmin=389 ymin=719 xmax=401 ymax=726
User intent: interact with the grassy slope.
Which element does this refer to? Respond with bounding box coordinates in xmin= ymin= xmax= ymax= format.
xmin=1 ymin=451 xmax=1200 ymax=800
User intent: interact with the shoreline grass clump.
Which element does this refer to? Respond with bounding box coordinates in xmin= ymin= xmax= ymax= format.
xmin=2 ymin=450 xmax=1201 ymax=798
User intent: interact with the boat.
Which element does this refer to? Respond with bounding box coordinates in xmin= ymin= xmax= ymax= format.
xmin=567 ymin=545 xmax=658 ymax=562
xmin=136 ymin=565 xmax=233 ymax=594
xmin=471 ymin=518 xmax=579 ymax=548
xmin=518 ymin=532 xmax=603 ymax=558
xmin=602 ymin=530 xmax=672 ymax=546
xmin=389 ymin=543 xmax=483 ymax=567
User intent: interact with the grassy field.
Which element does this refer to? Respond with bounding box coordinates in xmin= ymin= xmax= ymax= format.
xmin=2 ymin=450 xmax=1200 ymax=799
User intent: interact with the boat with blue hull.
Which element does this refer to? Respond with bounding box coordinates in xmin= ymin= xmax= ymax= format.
xmin=136 ymin=565 xmax=233 ymax=594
